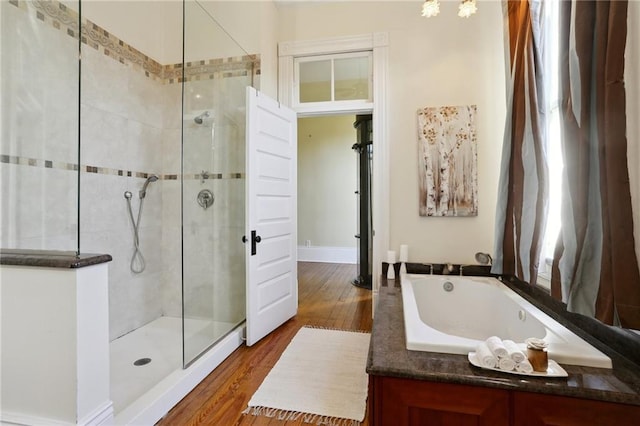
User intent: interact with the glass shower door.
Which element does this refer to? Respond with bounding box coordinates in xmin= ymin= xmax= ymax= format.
xmin=181 ymin=1 xmax=254 ymax=366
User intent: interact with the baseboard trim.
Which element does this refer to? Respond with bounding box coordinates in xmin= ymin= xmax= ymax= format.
xmin=0 ymin=401 xmax=113 ymax=426
xmin=297 ymin=246 xmax=357 ymax=264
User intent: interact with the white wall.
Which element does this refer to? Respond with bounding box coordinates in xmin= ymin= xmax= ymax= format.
xmin=298 ymin=115 xmax=357 ymax=248
xmin=627 ymin=0 xmax=640 ymax=268
xmin=278 ymin=1 xmax=507 ymax=264
xmin=198 ymin=1 xmax=280 ymax=98
xmin=80 ymin=1 xmax=172 ymax=63
xmin=0 ymin=264 xmax=111 ymax=424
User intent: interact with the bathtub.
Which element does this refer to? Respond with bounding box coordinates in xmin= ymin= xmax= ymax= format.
xmin=401 ymin=274 xmax=612 ymax=368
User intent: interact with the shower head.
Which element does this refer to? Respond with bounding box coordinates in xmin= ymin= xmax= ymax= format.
xmin=194 ymin=111 xmax=210 ymax=124
xmin=139 ymin=174 xmax=159 ymax=199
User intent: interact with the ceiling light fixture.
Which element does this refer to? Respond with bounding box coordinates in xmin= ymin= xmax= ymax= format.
xmin=458 ymin=0 xmax=478 ymax=18
xmin=422 ymin=0 xmax=478 ymax=18
xmin=421 ymin=0 xmax=440 ymax=18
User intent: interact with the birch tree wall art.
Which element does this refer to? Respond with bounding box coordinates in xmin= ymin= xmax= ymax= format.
xmin=417 ymin=105 xmax=478 ymax=217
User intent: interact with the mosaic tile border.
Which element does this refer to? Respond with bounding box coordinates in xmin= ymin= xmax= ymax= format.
xmin=10 ymin=0 xmax=260 ymax=84
xmin=1 ymin=155 xmax=245 ymax=181
xmin=165 ymin=56 xmax=259 ymax=84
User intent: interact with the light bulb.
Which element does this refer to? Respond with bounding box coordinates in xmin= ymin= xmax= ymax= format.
xmin=421 ymin=0 xmax=440 ymax=18
xmin=458 ymin=0 xmax=478 ymax=18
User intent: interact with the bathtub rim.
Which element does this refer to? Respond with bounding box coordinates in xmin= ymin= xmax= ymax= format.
xmin=401 ymin=273 xmax=613 ymax=369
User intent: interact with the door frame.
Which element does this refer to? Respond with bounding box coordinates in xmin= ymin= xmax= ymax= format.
xmin=278 ymin=33 xmax=389 ymax=305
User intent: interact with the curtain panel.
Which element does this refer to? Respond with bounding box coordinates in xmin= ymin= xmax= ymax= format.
xmin=551 ymin=0 xmax=640 ymax=329
xmin=492 ymin=0 xmax=548 ymax=285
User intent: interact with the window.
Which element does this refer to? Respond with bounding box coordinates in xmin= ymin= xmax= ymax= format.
xmin=537 ymin=0 xmax=561 ymax=288
xmin=294 ymin=52 xmax=373 ymax=108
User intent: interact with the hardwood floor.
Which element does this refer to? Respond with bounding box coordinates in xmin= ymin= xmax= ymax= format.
xmin=157 ymin=262 xmax=373 ymax=426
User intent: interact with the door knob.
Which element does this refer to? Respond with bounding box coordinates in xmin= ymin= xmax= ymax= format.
xmin=249 ymin=230 xmax=262 ymax=256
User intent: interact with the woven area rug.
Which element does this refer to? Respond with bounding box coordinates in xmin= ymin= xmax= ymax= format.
xmin=243 ymin=326 xmax=371 ymax=426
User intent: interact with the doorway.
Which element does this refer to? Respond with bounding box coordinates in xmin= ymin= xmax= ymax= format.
xmin=279 ymin=32 xmax=389 ymax=298
xmin=296 ymin=114 xmax=373 ymax=289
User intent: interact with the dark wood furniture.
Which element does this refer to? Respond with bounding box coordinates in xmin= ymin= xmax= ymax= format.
xmin=370 ymin=376 xmax=640 ymax=425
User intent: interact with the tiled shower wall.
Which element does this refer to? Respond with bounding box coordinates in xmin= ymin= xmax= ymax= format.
xmin=1 ymin=0 xmax=256 ymax=341
xmin=80 ymin=43 xmax=173 ymax=340
xmin=0 ymin=0 xmax=80 ymax=251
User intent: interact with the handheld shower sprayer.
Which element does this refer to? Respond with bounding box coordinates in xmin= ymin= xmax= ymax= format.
xmin=123 ymin=175 xmax=159 ymax=273
xmin=139 ymin=174 xmax=159 ymax=199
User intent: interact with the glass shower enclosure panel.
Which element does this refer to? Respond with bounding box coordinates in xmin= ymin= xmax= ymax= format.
xmin=182 ymin=1 xmax=251 ymax=366
xmin=0 ymin=0 xmax=80 ymax=253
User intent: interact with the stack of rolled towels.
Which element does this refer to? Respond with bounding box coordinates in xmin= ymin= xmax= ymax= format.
xmin=475 ymin=336 xmax=534 ymax=373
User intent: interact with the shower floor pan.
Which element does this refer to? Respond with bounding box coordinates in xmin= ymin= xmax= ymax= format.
xmin=110 ymin=316 xmax=239 ymax=421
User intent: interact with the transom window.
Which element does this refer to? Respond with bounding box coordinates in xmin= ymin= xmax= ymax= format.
xmin=294 ymin=52 xmax=373 ymax=108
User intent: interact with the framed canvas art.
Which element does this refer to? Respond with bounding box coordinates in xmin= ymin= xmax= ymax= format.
xmin=417 ymin=105 xmax=478 ymax=217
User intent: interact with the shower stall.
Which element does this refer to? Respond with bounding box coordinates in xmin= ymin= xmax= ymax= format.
xmin=1 ymin=0 xmax=256 ymax=423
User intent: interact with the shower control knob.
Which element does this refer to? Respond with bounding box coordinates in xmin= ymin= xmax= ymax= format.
xmin=197 ymin=189 xmax=214 ymax=210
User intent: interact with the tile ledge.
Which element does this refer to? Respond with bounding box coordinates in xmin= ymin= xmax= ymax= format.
xmin=0 ymin=249 xmax=112 ymax=269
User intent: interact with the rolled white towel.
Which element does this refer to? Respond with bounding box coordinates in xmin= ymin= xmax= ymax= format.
xmin=515 ymin=359 xmax=534 ymax=374
xmin=485 ymin=336 xmax=509 ymax=359
xmin=503 ymin=339 xmax=526 ymax=363
xmin=498 ymin=357 xmax=516 ymax=371
xmin=475 ymin=342 xmax=497 ymax=368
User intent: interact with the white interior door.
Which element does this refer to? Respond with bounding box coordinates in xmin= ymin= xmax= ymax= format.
xmin=245 ymin=86 xmax=298 ymax=346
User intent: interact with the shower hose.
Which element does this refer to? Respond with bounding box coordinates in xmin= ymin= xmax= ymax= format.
xmin=124 ymin=191 xmax=146 ymax=273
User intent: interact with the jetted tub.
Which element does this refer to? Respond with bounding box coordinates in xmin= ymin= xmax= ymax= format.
xmin=401 ymin=273 xmax=612 ymax=368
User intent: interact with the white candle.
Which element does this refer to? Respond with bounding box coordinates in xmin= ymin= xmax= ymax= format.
xmin=399 ymin=245 xmax=409 ymax=263
xmin=387 ymin=250 xmax=397 ymax=264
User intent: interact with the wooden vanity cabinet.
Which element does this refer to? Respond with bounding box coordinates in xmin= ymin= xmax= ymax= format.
xmin=512 ymin=392 xmax=640 ymax=425
xmin=370 ymin=376 xmax=640 ymax=425
xmin=370 ymin=376 xmax=511 ymax=425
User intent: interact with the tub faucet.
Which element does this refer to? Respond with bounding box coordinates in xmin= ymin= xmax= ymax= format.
xmin=442 ymin=263 xmax=454 ymax=275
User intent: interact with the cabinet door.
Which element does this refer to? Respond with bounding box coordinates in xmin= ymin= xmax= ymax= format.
xmin=513 ymin=392 xmax=640 ymax=425
xmin=372 ymin=376 xmax=510 ymax=426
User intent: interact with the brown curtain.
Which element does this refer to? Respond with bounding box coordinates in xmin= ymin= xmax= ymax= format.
xmin=492 ymin=0 xmax=548 ymax=285
xmin=552 ymin=0 xmax=640 ymax=328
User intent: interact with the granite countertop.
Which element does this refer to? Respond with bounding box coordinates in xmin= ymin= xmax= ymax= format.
xmin=0 ymin=250 xmax=112 ymax=269
xmin=367 ymin=277 xmax=640 ymax=406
